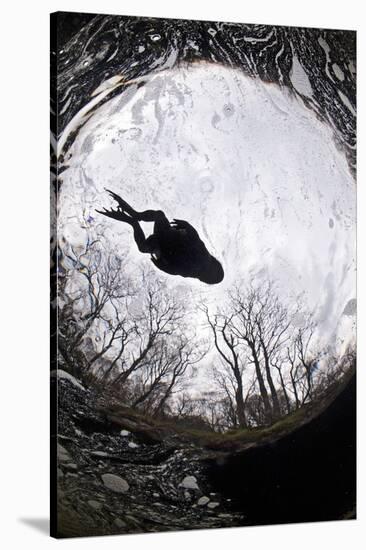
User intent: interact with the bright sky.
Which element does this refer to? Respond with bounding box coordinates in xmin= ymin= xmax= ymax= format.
xmin=58 ymin=63 xmax=356 ymax=391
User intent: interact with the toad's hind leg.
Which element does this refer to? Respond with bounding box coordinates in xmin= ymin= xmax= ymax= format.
xmin=131 ymin=222 xmax=159 ymax=254
xmin=105 ymin=190 xmax=170 ymax=228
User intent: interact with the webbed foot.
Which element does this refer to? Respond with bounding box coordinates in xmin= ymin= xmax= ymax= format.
xmin=105 ymin=188 xmax=132 ymax=214
xmin=95 ymin=206 xmax=133 ymax=222
xmin=96 ymin=188 xmax=135 ymax=222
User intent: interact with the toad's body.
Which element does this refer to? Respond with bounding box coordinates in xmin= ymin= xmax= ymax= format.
xmin=97 ymin=190 xmax=224 ymax=285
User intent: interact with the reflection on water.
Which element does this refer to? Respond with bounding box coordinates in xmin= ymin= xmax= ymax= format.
xmin=53 ymin=13 xmax=356 ymax=398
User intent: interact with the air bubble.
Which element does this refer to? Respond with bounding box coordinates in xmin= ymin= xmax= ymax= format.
xmin=223 ymin=103 xmax=235 ymax=117
xmin=150 ymin=34 xmax=161 ymax=42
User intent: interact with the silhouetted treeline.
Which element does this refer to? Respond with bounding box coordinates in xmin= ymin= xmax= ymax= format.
xmin=57 ymin=238 xmax=355 ymax=431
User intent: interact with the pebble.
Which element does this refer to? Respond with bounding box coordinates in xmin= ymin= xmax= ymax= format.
xmin=178 ymin=475 xmax=199 ymax=490
xmin=64 ymin=463 xmax=78 ymax=470
xmin=114 ymin=518 xmax=127 ymax=528
xmin=57 ymin=443 xmax=71 ymax=462
xmin=120 ymin=430 xmax=130 ymax=437
xmin=207 ymin=502 xmax=220 ymax=509
xmin=88 ymin=499 xmax=103 ymax=510
xmin=125 ymin=514 xmax=140 ymax=526
xmin=102 ymin=473 xmax=130 ymax=493
xmin=197 ymin=496 xmax=210 ymax=506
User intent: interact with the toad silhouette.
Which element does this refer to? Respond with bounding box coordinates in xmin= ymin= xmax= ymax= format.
xmin=97 ymin=189 xmax=224 ymax=284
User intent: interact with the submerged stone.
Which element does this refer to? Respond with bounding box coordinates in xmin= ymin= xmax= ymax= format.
xmin=102 ymin=473 xmax=130 ymax=493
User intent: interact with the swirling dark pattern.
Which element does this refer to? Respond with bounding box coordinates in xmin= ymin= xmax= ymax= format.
xmin=51 ymin=13 xmax=356 ymax=175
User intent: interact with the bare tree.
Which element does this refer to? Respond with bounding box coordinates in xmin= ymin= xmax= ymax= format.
xmin=58 ymin=236 xmax=354 ymax=429
xmin=203 ymin=281 xmax=329 ymax=426
xmin=286 ymin=320 xmax=319 ymax=407
xmin=310 ymin=342 xmax=356 ymax=400
xmin=172 ymin=390 xmax=231 ymax=432
xmin=213 ymin=365 xmax=241 ymax=429
xmin=103 ymin=273 xmax=195 ymax=390
xmin=131 ymin=333 xmax=205 ymax=417
xmin=228 ymin=282 xmax=294 ymax=421
xmin=245 ymin=393 xmax=268 ymax=427
xmin=58 ymin=237 xmax=134 ymax=379
xmin=202 ymin=306 xmax=248 ymax=428
xmin=174 ymin=392 xmax=198 ymax=417
xmin=58 ymin=237 xmax=206 ymax=417
xmin=211 ymin=364 xmax=258 ymax=429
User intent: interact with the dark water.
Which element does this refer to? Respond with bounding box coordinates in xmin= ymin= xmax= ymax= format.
xmin=205 ymin=373 xmax=356 ymax=524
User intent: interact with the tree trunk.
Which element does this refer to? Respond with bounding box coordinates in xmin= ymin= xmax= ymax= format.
xmin=250 ymin=344 xmax=272 ymax=422
xmin=235 ymin=382 xmax=247 ymax=428
xmin=262 ymin=346 xmax=281 ymax=419
xmin=231 ymin=354 xmax=247 ymax=428
xmin=302 ymin=364 xmax=313 ymax=404
xmin=277 ymin=367 xmax=291 ymax=415
xmin=290 ymin=368 xmax=300 ymax=409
